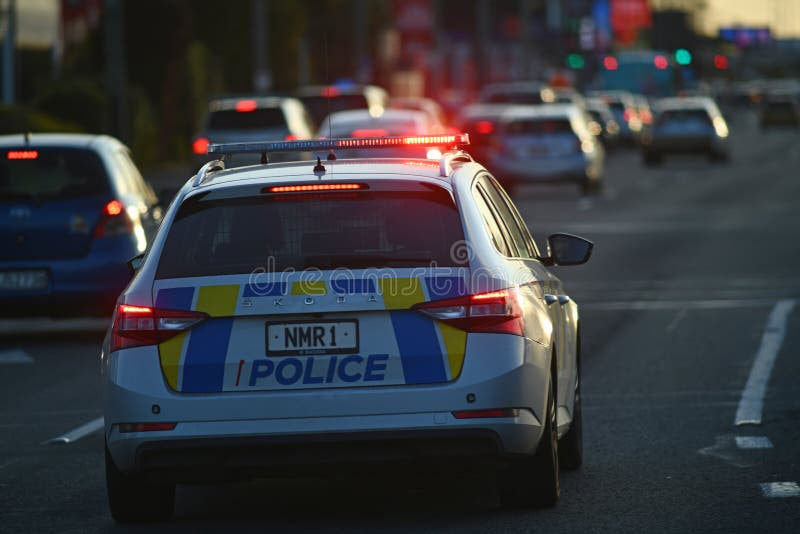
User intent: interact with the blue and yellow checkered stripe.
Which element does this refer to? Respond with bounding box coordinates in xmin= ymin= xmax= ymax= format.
xmin=155 ymin=275 xmax=468 ymax=392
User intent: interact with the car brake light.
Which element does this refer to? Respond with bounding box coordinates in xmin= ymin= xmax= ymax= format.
xmin=321 ymin=86 xmax=340 ymax=98
xmin=639 ymin=110 xmax=653 ymax=124
xmin=284 ymin=134 xmax=300 ymax=141
xmin=192 ymin=137 xmax=210 ymax=155
xmin=119 ymin=422 xmax=177 ymax=433
xmin=452 ymin=408 xmax=519 ymax=419
xmin=110 ymin=304 xmax=208 ymax=352
xmin=235 ymin=99 xmax=258 ymax=112
xmin=94 ymin=200 xmax=132 ymax=238
xmin=623 ymin=109 xmax=636 ymax=122
xmin=412 ymin=288 xmax=524 ymax=336
xmin=7 ymin=150 xmax=38 ymax=160
xmin=267 ymin=183 xmax=364 ymax=193
xmin=475 ymin=120 xmax=494 ymax=134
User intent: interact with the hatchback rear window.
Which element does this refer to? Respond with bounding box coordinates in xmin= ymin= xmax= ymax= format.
xmin=484 ymin=92 xmax=544 ymax=105
xmin=300 ymin=95 xmax=369 ymax=125
xmin=156 ymin=185 xmax=466 ymax=278
xmin=504 ymin=119 xmax=573 ymax=135
xmin=0 ymin=147 xmax=109 ymax=201
xmin=206 ymin=108 xmax=287 ymax=131
xmin=657 ymin=109 xmax=711 ymax=125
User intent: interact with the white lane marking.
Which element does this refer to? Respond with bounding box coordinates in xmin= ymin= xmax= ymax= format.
xmin=760 ymin=482 xmax=800 ymax=498
xmin=698 ymin=435 xmax=750 ymax=468
xmin=43 ymin=417 xmax=104 ymax=445
xmin=665 ymin=308 xmax=688 ymax=332
xmin=582 ymin=299 xmax=775 ymax=311
xmin=0 ymin=349 xmax=33 ymax=364
xmin=735 ymin=436 xmax=773 ymax=449
xmin=734 ymin=299 xmax=796 ymax=426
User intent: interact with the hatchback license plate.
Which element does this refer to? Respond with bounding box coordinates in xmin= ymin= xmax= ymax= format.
xmin=266 ymin=320 xmax=358 ymax=356
xmin=0 ymin=270 xmax=48 ymax=291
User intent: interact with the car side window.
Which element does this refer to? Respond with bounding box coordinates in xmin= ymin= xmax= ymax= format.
xmin=472 ymin=183 xmax=511 ymax=257
xmin=486 ymin=177 xmax=541 ymax=258
xmin=480 ymin=178 xmax=534 ymax=259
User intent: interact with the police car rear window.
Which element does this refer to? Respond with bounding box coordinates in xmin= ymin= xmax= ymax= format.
xmin=0 ymin=147 xmax=110 ymax=202
xmin=156 ymin=186 xmax=466 ymax=278
xmin=207 ymin=108 xmax=287 ymax=131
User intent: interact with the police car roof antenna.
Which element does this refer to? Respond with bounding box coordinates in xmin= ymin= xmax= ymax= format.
xmin=324 ymin=31 xmax=336 ymax=164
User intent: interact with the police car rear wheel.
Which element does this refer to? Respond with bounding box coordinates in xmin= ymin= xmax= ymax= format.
xmin=105 ymin=445 xmax=174 ymax=523
xmin=499 ymin=371 xmax=560 ymax=508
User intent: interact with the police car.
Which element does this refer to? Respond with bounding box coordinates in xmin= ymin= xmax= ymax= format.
xmin=102 ymin=134 xmax=592 ymax=522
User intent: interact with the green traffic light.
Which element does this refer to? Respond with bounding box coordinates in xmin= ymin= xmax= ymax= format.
xmin=675 ymin=49 xmax=692 ymax=65
xmin=567 ymin=54 xmax=585 ymax=69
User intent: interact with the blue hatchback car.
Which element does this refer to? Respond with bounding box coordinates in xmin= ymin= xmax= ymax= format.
xmin=0 ymin=134 xmax=162 ymax=317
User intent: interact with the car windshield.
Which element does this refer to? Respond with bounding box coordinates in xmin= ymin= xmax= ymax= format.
xmin=206 ymin=108 xmax=286 ymax=131
xmin=0 ymin=147 xmax=110 ymax=202
xmin=156 ymin=186 xmax=466 ymax=278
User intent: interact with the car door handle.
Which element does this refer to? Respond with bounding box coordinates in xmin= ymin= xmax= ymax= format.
xmin=557 ymin=295 xmax=570 ymax=305
xmin=544 ymin=294 xmax=558 ymax=305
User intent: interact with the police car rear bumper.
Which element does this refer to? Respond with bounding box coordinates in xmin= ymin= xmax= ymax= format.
xmin=129 ymin=429 xmax=507 ymax=483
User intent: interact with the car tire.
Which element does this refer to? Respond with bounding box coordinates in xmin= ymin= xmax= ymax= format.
xmin=643 ymin=151 xmax=662 ymax=166
xmin=106 ymin=444 xmax=174 ymax=523
xmin=559 ymin=331 xmax=583 ymax=470
xmin=499 ymin=364 xmax=560 ymax=508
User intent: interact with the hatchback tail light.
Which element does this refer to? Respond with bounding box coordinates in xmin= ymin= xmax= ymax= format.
xmin=94 ymin=200 xmax=133 ymax=238
xmin=412 ymin=288 xmax=524 ymax=336
xmin=110 ymin=304 xmax=208 ymax=352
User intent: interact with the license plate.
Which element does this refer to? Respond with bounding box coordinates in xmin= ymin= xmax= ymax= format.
xmin=0 ymin=270 xmax=48 ymax=291
xmin=266 ymin=320 xmax=359 ymax=356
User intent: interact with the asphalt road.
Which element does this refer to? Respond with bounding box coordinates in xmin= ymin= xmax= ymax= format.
xmin=2 ymin=109 xmax=799 ymax=532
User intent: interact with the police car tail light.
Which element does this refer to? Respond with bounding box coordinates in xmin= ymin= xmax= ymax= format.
xmin=93 ymin=200 xmax=133 ymax=238
xmin=413 ymin=288 xmax=523 ymax=336
xmin=452 ymin=408 xmax=519 ymax=419
xmin=110 ymin=305 xmax=208 ymax=352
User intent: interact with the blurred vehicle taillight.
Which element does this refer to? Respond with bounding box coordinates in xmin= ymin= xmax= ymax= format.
xmin=94 ymin=200 xmax=133 ymax=238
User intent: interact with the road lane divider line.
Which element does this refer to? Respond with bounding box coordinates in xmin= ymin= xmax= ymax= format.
xmin=44 ymin=417 xmax=104 ymax=445
xmin=734 ymin=299 xmax=796 ymax=426
xmin=0 ymin=349 xmax=33 ymax=364
xmin=735 ymin=436 xmax=773 ymax=449
xmin=665 ymin=308 xmax=688 ymax=332
xmin=760 ymin=482 xmax=800 ymax=498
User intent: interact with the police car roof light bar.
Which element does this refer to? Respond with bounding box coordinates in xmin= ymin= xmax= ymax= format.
xmin=207 ymin=133 xmax=470 ymax=157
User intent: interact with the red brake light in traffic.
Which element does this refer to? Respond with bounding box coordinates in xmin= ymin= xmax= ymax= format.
xmin=475 ymin=120 xmax=495 ymax=135
xmin=713 ymin=54 xmax=729 ymax=70
xmin=413 ymin=288 xmax=524 ymax=336
xmin=94 ymin=200 xmax=132 ymax=238
xmin=7 ymin=150 xmax=38 ymax=160
xmin=603 ymin=56 xmax=618 ymax=70
xmin=110 ymin=305 xmax=208 ymax=352
xmin=105 ymin=200 xmax=123 ymax=216
xmin=653 ymin=55 xmax=669 ymax=70
xmin=192 ymin=137 xmax=210 ymax=155
xmin=268 ymin=183 xmax=364 ymax=193
xmin=235 ymin=99 xmax=258 ymax=112
xmin=321 ymin=86 xmax=340 ymax=97
xmin=284 ymin=134 xmax=300 ymax=141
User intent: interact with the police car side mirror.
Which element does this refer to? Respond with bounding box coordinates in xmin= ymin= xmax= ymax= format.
xmin=126 ymin=254 xmax=145 ymax=275
xmin=543 ymin=233 xmax=593 ymax=266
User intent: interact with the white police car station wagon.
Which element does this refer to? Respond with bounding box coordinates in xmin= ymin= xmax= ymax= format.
xmin=102 ymin=134 xmax=593 ymax=522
